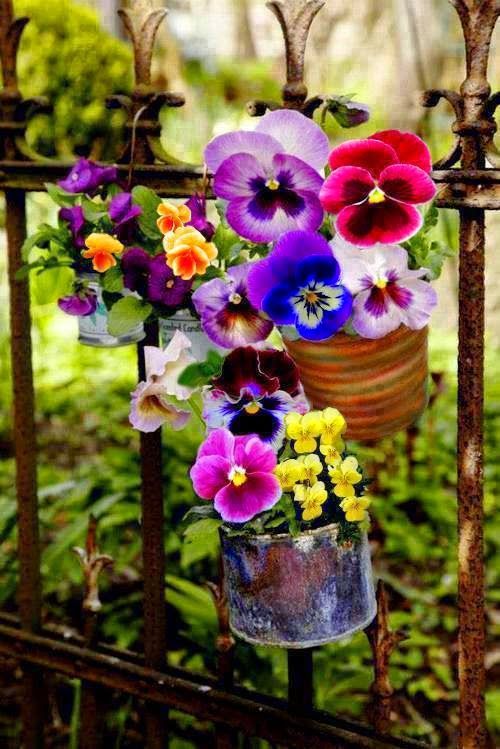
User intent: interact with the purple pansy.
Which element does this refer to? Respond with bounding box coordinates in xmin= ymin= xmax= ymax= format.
xmin=58 ymin=158 xmax=118 ymax=195
xmin=203 ymin=347 xmax=308 ymax=449
xmin=192 ymin=263 xmax=273 ymax=349
xmin=58 ymin=283 xmax=97 ymax=317
xmin=185 ymin=193 xmax=215 ymax=240
xmin=109 ymin=192 xmax=142 ymax=240
xmin=59 ymin=205 xmax=86 ymax=249
xmin=204 ymin=110 xmax=329 ymax=243
xmin=190 ymin=428 xmax=281 ymax=523
xmin=121 ymin=249 xmax=192 ymax=310
xmin=247 ymin=230 xmax=352 ymax=342
xmin=331 ymin=236 xmax=437 ymax=338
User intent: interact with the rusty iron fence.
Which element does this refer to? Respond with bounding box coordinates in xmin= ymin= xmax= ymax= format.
xmin=0 ymin=0 xmax=498 ymax=747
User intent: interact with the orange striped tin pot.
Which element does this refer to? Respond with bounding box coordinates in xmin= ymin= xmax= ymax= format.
xmin=283 ymin=326 xmax=429 ymax=442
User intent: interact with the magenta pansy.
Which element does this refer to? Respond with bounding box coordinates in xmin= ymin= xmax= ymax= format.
xmin=190 ymin=428 xmax=281 ymax=523
xmin=320 ymin=130 xmax=436 ymax=247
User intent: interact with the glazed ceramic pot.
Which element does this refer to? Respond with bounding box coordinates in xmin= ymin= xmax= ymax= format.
xmin=77 ymin=273 xmax=145 ymax=348
xmin=283 ymin=326 xmax=429 ymax=442
xmin=221 ymin=524 xmax=376 ymax=648
xmin=159 ymin=309 xmax=224 ymax=360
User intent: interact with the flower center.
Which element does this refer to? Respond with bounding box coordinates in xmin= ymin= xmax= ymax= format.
xmin=305 ymin=290 xmax=319 ymax=304
xmin=229 ymin=292 xmax=242 ymax=305
xmin=229 ymin=466 xmax=247 ymax=487
xmin=166 ymin=279 xmax=175 ymax=289
xmin=375 ymin=277 xmax=387 ymax=289
xmin=368 ymin=186 xmax=386 ymax=204
xmin=244 ymin=401 xmax=261 ymax=415
xmin=265 ymin=178 xmax=280 ymax=191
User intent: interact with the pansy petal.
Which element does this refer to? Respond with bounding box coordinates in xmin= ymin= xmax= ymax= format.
xmin=256 ymin=109 xmax=329 ymax=171
xmin=227 ymin=193 xmax=323 ymax=244
xmin=319 ymin=166 xmax=374 ymax=214
xmin=198 ymin=427 xmax=235 ymax=460
xmin=190 ymin=455 xmax=232 ymax=499
xmin=257 ymin=349 xmax=302 ymax=397
xmin=396 ymin=278 xmax=437 ymax=329
xmin=234 ymin=434 xmax=278 ymax=473
xmin=214 ymin=152 xmax=266 ymax=200
xmin=370 ymin=130 xmax=433 ymax=173
xmin=204 ymin=131 xmax=282 ymax=172
xmin=295 ymin=255 xmax=341 ymax=287
xmin=379 ymin=164 xmax=436 ymax=204
xmin=261 ymin=283 xmax=297 ymax=325
xmin=295 ymin=286 xmax=352 ymax=341
xmin=336 ymin=200 xmax=423 ymax=247
xmin=328 ymin=139 xmax=398 ymax=178
xmin=214 ymin=473 xmax=281 ymax=523
xmin=212 ymin=347 xmax=280 ymax=399
xmin=352 ymin=287 xmax=403 ymax=338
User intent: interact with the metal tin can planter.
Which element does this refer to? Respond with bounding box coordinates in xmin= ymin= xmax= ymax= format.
xmin=77 ymin=273 xmax=145 ymax=348
xmin=221 ymin=524 xmax=376 ymax=648
xmin=159 ymin=310 xmax=224 ymax=360
xmin=283 ymin=325 xmax=429 ymax=442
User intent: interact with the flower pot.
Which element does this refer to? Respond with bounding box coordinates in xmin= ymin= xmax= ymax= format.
xmin=77 ymin=273 xmax=145 ymax=348
xmin=283 ymin=326 xmax=429 ymax=442
xmin=221 ymin=524 xmax=376 ymax=648
xmin=159 ymin=310 xmax=224 ymax=360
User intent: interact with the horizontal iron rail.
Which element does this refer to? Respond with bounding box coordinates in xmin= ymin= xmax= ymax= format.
xmin=1 ymin=160 xmax=500 ymax=199
xmin=0 ymin=618 xmax=427 ymax=749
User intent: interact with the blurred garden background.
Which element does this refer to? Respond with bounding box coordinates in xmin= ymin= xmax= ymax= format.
xmin=0 ymin=0 xmax=499 ymax=746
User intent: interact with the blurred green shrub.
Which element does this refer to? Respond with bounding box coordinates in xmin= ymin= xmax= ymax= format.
xmin=15 ymin=0 xmax=132 ymax=158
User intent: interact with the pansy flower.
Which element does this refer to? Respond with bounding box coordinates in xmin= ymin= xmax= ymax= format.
xmin=204 ymin=109 xmax=329 ymax=243
xmin=109 ymin=192 xmax=142 ymax=241
xmin=121 ymin=248 xmax=192 ymax=310
xmin=293 ymin=481 xmax=328 ymax=521
xmin=332 ymin=237 xmax=437 ymax=339
xmin=157 ymin=201 xmax=191 ymax=234
xmin=58 ymin=158 xmax=117 ymax=195
xmin=319 ymin=130 xmax=436 ymax=246
xmin=285 ymin=412 xmax=323 ymax=453
xmin=163 ymin=226 xmax=218 ymax=281
xmin=129 ymin=331 xmax=195 ymax=433
xmin=190 ymin=428 xmax=281 ymax=523
xmin=185 ymin=193 xmax=215 ymax=240
xmin=58 ymin=282 xmax=97 ymax=317
xmin=82 ymin=233 xmax=124 ymax=272
xmin=340 ymin=496 xmax=371 ymax=523
xmin=59 ymin=206 xmax=86 ymax=249
xmin=247 ymin=230 xmax=352 ymax=341
xmin=192 ymin=262 xmax=273 ymax=349
xmin=328 ymin=456 xmax=362 ymax=498
xmin=203 ymin=347 xmax=307 ymax=449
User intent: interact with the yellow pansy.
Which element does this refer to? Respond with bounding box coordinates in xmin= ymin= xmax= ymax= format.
xmin=285 ymin=411 xmax=323 ymax=453
xmin=320 ymin=407 xmax=346 ymax=445
xmin=293 ymin=481 xmax=328 ymax=522
xmin=297 ymin=453 xmax=322 ymax=484
xmin=340 ymin=496 xmax=371 ymax=523
xmin=319 ymin=439 xmax=344 ymax=466
xmin=275 ymin=459 xmax=302 ymax=491
xmin=328 ymin=456 xmax=362 ymax=498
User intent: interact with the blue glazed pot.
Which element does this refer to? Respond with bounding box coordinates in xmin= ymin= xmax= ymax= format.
xmin=221 ymin=524 xmax=376 ymax=648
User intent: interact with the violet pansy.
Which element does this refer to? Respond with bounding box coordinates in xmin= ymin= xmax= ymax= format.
xmin=192 ymin=262 xmax=273 ymax=349
xmin=204 ymin=110 xmax=329 ymax=243
xmin=247 ymin=230 xmax=352 ymax=342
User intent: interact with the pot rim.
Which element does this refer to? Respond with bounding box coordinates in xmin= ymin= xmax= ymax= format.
xmin=220 ymin=521 xmax=345 ymax=544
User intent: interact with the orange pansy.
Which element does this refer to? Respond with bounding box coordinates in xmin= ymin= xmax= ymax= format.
xmin=82 ymin=233 xmax=124 ymax=272
xmin=163 ymin=226 xmax=218 ymax=281
xmin=157 ymin=201 xmax=192 ymax=235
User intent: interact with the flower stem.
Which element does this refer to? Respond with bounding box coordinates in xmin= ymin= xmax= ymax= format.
xmin=188 ymin=395 xmax=204 ymax=427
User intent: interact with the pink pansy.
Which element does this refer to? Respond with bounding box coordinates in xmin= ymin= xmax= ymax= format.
xmin=190 ymin=428 xmax=281 ymax=523
xmin=331 ymin=236 xmax=437 ymax=339
xmin=320 ymin=130 xmax=436 ymax=247
xmin=129 ymin=331 xmax=195 ymax=433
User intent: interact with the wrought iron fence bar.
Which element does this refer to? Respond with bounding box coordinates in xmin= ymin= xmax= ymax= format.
xmin=0 ymin=621 xmax=428 ymax=749
xmin=287 ymin=649 xmax=314 ymax=712
xmin=4 ymin=187 xmax=45 ymax=749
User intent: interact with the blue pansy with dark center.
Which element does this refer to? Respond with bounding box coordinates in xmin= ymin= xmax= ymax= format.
xmin=248 ymin=230 xmax=353 ymax=341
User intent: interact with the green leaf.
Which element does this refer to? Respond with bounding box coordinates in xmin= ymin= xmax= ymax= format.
xmin=32 ymin=266 xmax=74 ymax=305
xmin=46 ymin=182 xmax=80 ymax=208
xmin=107 ymin=296 xmax=152 ymax=336
xmin=178 ymin=350 xmax=224 ymax=388
xmin=81 ymin=196 xmax=107 ymax=223
xmin=101 ymin=265 xmax=124 ymax=293
xmin=212 ymin=221 xmax=242 ymax=263
xmin=131 ymin=185 xmax=162 ymax=240
xmin=181 ymin=517 xmax=221 ymax=567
